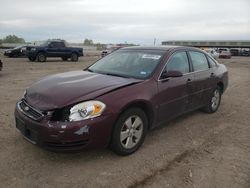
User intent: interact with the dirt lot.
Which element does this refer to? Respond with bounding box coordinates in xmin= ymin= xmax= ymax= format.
xmin=0 ymin=52 xmax=250 ymax=188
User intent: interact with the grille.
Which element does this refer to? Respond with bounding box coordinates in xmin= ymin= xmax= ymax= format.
xmin=44 ymin=140 xmax=89 ymax=148
xmin=18 ymin=100 xmax=44 ymax=121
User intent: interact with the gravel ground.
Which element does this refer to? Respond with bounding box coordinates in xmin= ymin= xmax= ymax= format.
xmin=0 ymin=53 xmax=249 ymax=188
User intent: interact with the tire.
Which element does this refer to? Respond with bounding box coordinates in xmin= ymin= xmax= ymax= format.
xmin=28 ymin=57 xmax=36 ymax=62
xmin=71 ymin=53 xmax=78 ymax=62
xmin=37 ymin=52 xmax=46 ymax=62
xmin=110 ymin=108 xmax=148 ymax=155
xmin=62 ymin=57 xmax=68 ymax=61
xmin=202 ymin=86 xmax=222 ymax=113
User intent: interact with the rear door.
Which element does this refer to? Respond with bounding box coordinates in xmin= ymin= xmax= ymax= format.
xmin=157 ymin=51 xmax=194 ymax=124
xmin=56 ymin=42 xmax=68 ymax=57
xmin=188 ymin=51 xmax=215 ymax=109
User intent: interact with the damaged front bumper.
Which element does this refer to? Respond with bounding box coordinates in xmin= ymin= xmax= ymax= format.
xmin=14 ymin=101 xmax=116 ymax=151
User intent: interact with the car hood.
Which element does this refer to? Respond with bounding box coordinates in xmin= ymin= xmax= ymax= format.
xmin=26 ymin=71 xmax=142 ymax=111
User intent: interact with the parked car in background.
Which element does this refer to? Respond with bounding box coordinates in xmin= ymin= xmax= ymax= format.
xmin=240 ymin=50 xmax=250 ymax=56
xmin=4 ymin=45 xmax=27 ymax=57
xmin=219 ymin=51 xmax=231 ymax=59
xmin=101 ymin=46 xmax=123 ymax=57
xmin=15 ymin=46 xmax=228 ymax=155
xmin=204 ymin=48 xmax=219 ymax=59
xmin=230 ymin=49 xmax=240 ymax=56
xmin=26 ymin=40 xmax=83 ymax=62
xmin=0 ymin=60 xmax=2 ymax=71
xmin=219 ymin=48 xmax=230 ymax=53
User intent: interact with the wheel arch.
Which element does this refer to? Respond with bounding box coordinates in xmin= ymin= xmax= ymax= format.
xmin=118 ymin=100 xmax=155 ymax=130
xmin=217 ymin=81 xmax=224 ymax=93
xmin=72 ymin=51 xmax=79 ymax=55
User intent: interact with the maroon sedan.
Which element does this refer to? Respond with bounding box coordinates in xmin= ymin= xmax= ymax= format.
xmin=219 ymin=51 xmax=231 ymax=59
xmin=15 ymin=46 xmax=228 ymax=155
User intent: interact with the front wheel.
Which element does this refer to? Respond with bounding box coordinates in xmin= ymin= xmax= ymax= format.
xmin=110 ymin=108 xmax=148 ymax=155
xmin=203 ymin=87 xmax=222 ymax=113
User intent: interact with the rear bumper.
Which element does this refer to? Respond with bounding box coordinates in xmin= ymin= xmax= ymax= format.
xmin=15 ymin=101 xmax=116 ymax=151
xmin=219 ymin=55 xmax=231 ymax=58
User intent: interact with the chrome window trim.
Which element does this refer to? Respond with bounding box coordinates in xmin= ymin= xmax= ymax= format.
xmin=158 ymin=50 xmax=215 ymax=82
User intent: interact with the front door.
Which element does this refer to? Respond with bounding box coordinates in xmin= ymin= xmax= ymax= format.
xmin=157 ymin=51 xmax=194 ymax=124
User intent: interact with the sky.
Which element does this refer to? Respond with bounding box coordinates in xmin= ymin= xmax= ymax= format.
xmin=0 ymin=0 xmax=250 ymax=45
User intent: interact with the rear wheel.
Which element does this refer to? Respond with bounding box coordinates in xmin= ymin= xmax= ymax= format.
xmin=110 ymin=108 xmax=148 ymax=155
xmin=37 ymin=52 xmax=46 ymax=62
xmin=203 ymin=86 xmax=222 ymax=113
xmin=71 ymin=53 xmax=78 ymax=62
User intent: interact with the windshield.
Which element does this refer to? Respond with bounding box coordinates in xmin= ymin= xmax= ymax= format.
xmin=88 ymin=50 xmax=164 ymax=79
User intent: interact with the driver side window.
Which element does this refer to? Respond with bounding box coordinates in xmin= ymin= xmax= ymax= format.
xmin=165 ymin=52 xmax=190 ymax=74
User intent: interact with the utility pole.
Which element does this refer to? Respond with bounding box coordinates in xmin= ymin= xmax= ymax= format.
xmin=154 ymin=38 xmax=156 ymax=46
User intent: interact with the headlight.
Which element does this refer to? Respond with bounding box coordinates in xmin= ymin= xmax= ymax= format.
xmin=30 ymin=48 xmax=37 ymax=51
xmin=69 ymin=101 xmax=106 ymax=121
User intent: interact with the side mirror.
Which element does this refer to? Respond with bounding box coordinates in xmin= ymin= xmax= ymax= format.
xmin=161 ymin=70 xmax=183 ymax=79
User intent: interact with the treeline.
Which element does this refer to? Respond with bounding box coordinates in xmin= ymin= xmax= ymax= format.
xmin=83 ymin=38 xmax=104 ymax=50
xmin=0 ymin=35 xmax=26 ymax=44
xmin=0 ymin=35 xmax=136 ymax=49
xmin=83 ymin=38 xmax=137 ymax=50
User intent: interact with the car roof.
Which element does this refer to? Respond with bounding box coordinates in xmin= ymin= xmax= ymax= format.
xmin=121 ymin=45 xmax=200 ymax=52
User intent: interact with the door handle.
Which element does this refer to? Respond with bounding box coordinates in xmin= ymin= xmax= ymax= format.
xmin=210 ymin=73 xmax=215 ymax=77
xmin=186 ymin=78 xmax=192 ymax=83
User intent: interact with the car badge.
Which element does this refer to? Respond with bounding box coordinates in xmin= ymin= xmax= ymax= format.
xmin=24 ymin=106 xmax=29 ymax=111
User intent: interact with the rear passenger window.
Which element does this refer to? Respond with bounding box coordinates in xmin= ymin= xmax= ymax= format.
xmin=166 ymin=52 xmax=190 ymax=74
xmin=207 ymin=56 xmax=217 ymax=67
xmin=189 ymin=51 xmax=209 ymax=71
xmin=57 ymin=42 xmax=65 ymax=48
xmin=54 ymin=42 xmax=61 ymax=48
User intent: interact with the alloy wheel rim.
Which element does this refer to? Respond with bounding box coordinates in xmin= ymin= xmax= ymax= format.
xmin=120 ymin=115 xmax=143 ymax=149
xmin=211 ymin=90 xmax=220 ymax=110
xmin=39 ymin=55 xmax=45 ymax=61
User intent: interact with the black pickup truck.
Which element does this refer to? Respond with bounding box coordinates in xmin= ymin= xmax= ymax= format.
xmin=26 ymin=40 xmax=83 ymax=62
